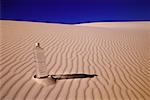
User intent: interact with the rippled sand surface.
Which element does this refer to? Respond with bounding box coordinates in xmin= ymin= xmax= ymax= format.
xmin=1 ymin=20 xmax=150 ymax=100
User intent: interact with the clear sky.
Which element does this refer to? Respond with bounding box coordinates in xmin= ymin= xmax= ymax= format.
xmin=1 ymin=0 xmax=150 ymax=24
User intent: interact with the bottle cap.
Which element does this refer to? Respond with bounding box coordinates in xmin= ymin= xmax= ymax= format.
xmin=35 ymin=43 xmax=40 ymax=47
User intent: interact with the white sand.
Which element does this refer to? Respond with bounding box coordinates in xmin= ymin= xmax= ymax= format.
xmin=0 ymin=20 xmax=150 ymax=100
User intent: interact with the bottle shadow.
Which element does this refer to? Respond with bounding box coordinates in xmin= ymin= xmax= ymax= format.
xmin=51 ymin=74 xmax=98 ymax=80
xmin=33 ymin=74 xmax=98 ymax=86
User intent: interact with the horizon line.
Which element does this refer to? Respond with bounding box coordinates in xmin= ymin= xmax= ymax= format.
xmin=1 ymin=19 xmax=150 ymax=24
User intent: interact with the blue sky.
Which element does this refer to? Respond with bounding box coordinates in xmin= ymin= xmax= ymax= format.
xmin=1 ymin=0 xmax=150 ymax=24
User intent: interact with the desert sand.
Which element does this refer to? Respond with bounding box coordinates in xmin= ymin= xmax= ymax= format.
xmin=0 ymin=20 xmax=150 ymax=100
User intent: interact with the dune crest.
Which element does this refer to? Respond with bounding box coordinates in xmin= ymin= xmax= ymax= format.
xmin=76 ymin=22 xmax=150 ymax=30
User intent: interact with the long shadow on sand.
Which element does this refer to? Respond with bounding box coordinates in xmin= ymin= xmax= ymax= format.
xmin=51 ymin=74 xmax=98 ymax=80
xmin=34 ymin=74 xmax=97 ymax=80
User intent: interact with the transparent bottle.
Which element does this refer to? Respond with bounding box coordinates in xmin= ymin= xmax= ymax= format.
xmin=34 ymin=43 xmax=48 ymax=78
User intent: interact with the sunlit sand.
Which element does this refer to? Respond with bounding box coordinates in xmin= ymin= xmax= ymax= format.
xmin=1 ymin=20 xmax=150 ymax=100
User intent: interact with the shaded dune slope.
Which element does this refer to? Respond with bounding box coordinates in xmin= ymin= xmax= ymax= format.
xmin=0 ymin=21 xmax=150 ymax=100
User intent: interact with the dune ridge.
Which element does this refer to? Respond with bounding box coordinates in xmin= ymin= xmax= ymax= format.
xmin=0 ymin=20 xmax=150 ymax=100
xmin=75 ymin=22 xmax=150 ymax=30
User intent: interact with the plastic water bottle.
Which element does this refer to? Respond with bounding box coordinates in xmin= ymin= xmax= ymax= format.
xmin=34 ymin=43 xmax=48 ymax=78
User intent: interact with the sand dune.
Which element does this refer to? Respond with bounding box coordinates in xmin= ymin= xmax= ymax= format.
xmin=75 ymin=22 xmax=150 ymax=30
xmin=0 ymin=20 xmax=150 ymax=100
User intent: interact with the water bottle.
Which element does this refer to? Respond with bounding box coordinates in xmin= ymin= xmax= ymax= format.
xmin=34 ymin=43 xmax=48 ymax=78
